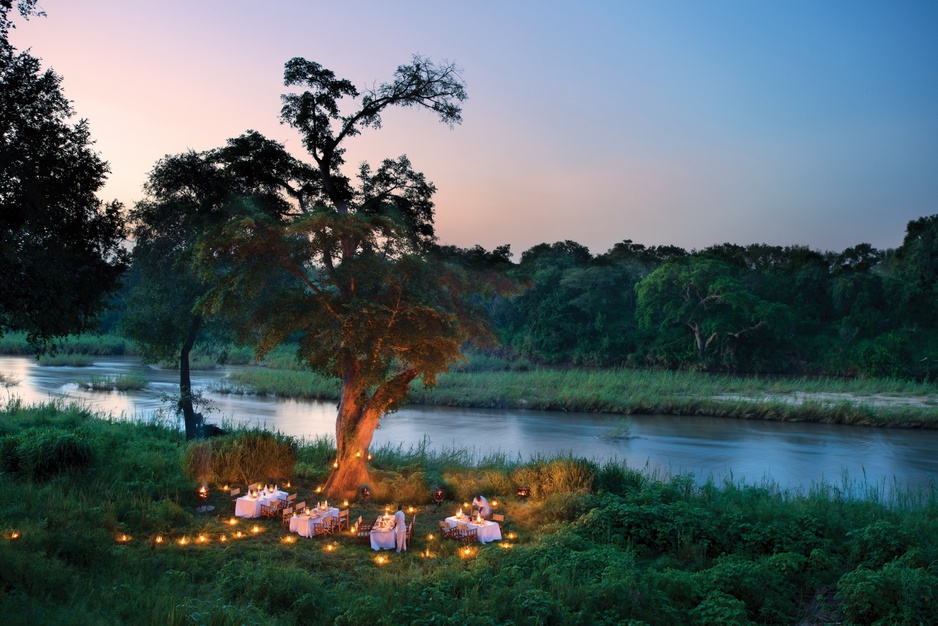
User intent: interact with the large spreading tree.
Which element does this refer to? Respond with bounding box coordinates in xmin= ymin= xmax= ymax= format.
xmin=124 ymin=131 xmax=312 ymax=439
xmin=0 ymin=1 xmax=127 ymax=347
xmin=200 ymin=56 xmax=512 ymax=497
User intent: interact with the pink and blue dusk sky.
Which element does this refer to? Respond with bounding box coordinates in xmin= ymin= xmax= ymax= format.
xmin=11 ymin=1 xmax=938 ymax=256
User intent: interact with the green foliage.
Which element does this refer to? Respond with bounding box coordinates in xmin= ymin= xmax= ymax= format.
xmin=1 ymin=427 xmax=95 ymax=480
xmin=217 ymin=560 xmax=327 ymax=620
xmin=2 ymin=403 xmax=938 ymax=624
xmin=0 ymin=11 xmax=128 ymax=349
xmin=836 ymin=556 xmax=938 ymax=625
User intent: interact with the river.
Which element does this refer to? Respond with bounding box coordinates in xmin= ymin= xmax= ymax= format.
xmin=2 ymin=355 xmax=936 ymax=494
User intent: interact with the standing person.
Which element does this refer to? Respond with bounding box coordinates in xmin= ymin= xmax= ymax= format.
xmin=394 ymin=504 xmax=407 ymax=552
xmin=472 ymin=495 xmax=492 ymax=519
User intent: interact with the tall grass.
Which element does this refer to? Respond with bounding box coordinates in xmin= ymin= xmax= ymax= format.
xmin=221 ymin=365 xmax=938 ymax=428
xmin=0 ymin=331 xmax=135 ymax=356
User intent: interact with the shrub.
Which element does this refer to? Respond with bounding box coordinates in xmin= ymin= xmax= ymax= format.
xmin=845 ymin=519 xmax=914 ymax=569
xmin=836 ymin=557 xmax=938 ymax=624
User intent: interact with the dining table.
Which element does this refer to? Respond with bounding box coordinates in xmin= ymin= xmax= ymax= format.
xmin=445 ymin=515 xmax=502 ymax=544
xmin=289 ymin=506 xmax=339 ymax=538
xmin=234 ymin=488 xmax=288 ymax=518
xmin=369 ymin=516 xmax=398 ymax=551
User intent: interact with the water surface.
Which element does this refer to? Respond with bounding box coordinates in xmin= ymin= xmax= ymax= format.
xmin=3 ymin=355 xmax=936 ymax=493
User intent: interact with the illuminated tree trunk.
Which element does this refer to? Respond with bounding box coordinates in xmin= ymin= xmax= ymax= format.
xmin=324 ymin=366 xmax=418 ymax=499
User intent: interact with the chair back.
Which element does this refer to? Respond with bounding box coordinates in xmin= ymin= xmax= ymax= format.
xmin=281 ymin=506 xmax=294 ymax=524
xmin=287 ymin=493 xmax=297 ymax=504
xmin=247 ymin=483 xmax=260 ymax=492
xmin=407 ymin=516 xmax=415 ymax=540
xmin=295 ymin=501 xmax=306 ymax=512
xmin=492 ymin=513 xmax=505 ymax=529
xmin=229 ymin=487 xmax=241 ymax=498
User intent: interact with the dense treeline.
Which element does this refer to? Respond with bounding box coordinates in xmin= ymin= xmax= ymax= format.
xmin=492 ymin=214 xmax=938 ymax=380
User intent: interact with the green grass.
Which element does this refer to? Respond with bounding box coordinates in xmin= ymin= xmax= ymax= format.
xmin=1 ymin=400 xmax=936 ymax=624
xmin=0 ymin=331 xmax=136 ymax=356
xmin=218 ymin=365 xmax=938 ymax=428
xmin=0 ymin=401 xmax=938 ymax=625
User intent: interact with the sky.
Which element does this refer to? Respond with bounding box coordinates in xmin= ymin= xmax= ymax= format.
xmin=10 ymin=1 xmax=938 ymax=256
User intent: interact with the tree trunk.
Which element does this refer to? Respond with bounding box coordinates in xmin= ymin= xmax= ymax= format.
xmin=180 ymin=315 xmax=203 ymax=441
xmin=323 ymin=365 xmax=418 ymax=500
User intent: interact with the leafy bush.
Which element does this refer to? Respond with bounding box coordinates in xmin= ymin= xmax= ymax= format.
xmin=845 ymin=519 xmax=914 ymax=568
xmin=836 ymin=556 xmax=938 ymax=624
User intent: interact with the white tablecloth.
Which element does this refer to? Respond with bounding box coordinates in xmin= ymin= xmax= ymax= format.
xmin=370 ymin=517 xmax=399 ymax=551
xmin=289 ymin=507 xmax=339 ymax=538
xmin=445 ymin=516 xmax=502 ymax=544
xmin=235 ymin=489 xmax=287 ymax=518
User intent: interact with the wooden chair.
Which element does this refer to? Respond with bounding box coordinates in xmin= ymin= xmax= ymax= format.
xmin=314 ymin=515 xmax=337 ymax=538
xmin=407 ymin=515 xmax=415 ymax=544
xmin=455 ymin=522 xmax=478 ymax=544
xmin=247 ymin=483 xmax=260 ymax=492
xmin=356 ymin=517 xmax=372 ymax=543
xmin=260 ymin=501 xmax=274 ymax=518
xmin=280 ymin=506 xmax=294 ymax=525
xmin=491 ymin=513 xmax=505 ymax=531
xmin=438 ymin=520 xmax=457 ymax=540
xmin=295 ymin=501 xmax=307 ymax=513
xmin=229 ymin=488 xmax=241 ymax=511
xmin=337 ymin=508 xmax=350 ymax=532
xmin=286 ymin=493 xmax=297 ymax=508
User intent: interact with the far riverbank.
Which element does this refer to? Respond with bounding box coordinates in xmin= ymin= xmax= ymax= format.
xmin=216 ymin=365 xmax=938 ymax=429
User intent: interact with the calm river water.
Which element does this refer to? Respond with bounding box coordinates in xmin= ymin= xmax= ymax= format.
xmin=2 ymin=355 xmax=936 ymax=494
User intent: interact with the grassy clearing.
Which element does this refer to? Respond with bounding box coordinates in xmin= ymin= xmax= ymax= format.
xmin=1 ymin=400 xmax=935 ymax=624
xmin=220 ymin=366 xmax=938 ymax=429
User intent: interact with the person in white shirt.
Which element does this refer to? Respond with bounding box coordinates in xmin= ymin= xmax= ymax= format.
xmin=472 ymin=495 xmax=492 ymax=519
xmin=394 ymin=504 xmax=407 ymax=552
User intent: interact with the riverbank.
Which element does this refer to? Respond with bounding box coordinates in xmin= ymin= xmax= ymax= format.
xmin=216 ymin=366 xmax=938 ymax=429
xmin=1 ymin=401 xmax=936 ymax=624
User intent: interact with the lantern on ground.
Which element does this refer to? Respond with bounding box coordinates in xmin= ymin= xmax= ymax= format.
xmin=432 ymin=488 xmax=445 ymax=507
xmin=360 ymin=485 xmax=372 ymax=500
xmin=196 ymin=485 xmax=214 ymax=513
xmin=516 ymin=486 xmax=530 ymax=500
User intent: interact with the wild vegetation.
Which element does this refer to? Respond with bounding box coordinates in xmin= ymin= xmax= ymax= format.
xmin=1 ymin=401 xmax=936 ymax=625
xmin=217 ymin=363 xmax=938 ymax=428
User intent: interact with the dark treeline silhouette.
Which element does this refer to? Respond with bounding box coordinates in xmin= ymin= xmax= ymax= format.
xmin=492 ymin=215 xmax=938 ymax=380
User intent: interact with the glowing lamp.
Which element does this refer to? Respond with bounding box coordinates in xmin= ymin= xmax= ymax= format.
xmin=516 ymin=486 xmax=530 ymax=499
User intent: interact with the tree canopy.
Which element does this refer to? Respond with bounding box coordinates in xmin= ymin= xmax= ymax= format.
xmin=0 ymin=2 xmax=127 ymax=347
xmin=197 ymin=56 xmax=512 ymax=497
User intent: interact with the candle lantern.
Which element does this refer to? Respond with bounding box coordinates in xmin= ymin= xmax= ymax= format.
xmin=432 ymin=488 xmax=445 ymax=507
xmin=196 ymin=485 xmax=215 ymax=513
xmin=516 ymin=486 xmax=531 ymax=500
xmin=360 ymin=484 xmax=372 ymax=500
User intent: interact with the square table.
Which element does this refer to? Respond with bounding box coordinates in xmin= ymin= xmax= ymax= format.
xmin=445 ymin=515 xmax=502 ymax=544
xmin=235 ymin=488 xmax=287 ymax=518
xmin=369 ymin=516 xmax=399 ymax=551
xmin=289 ymin=506 xmax=339 ymax=538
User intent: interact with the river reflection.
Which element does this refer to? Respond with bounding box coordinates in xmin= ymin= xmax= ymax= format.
xmin=3 ymin=355 xmax=936 ymax=493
